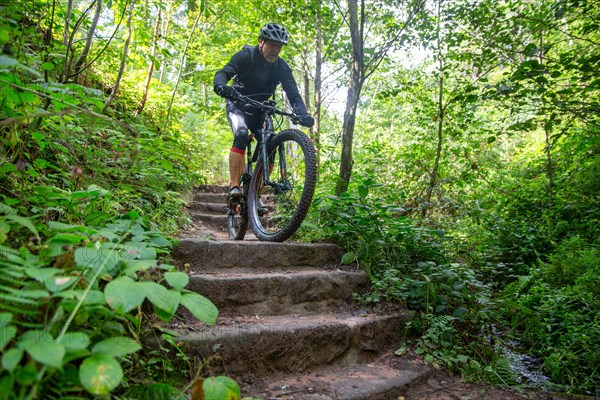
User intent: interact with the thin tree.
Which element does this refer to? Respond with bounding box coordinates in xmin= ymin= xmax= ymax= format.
xmin=63 ymin=0 xmax=73 ymax=46
xmin=103 ymin=0 xmax=136 ymax=113
xmin=72 ymin=0 xmax=103 ymax=83
xmin=162 ymin=10 xmax=202 ymax=132
xmin=135 ymin=6 xmax=162 ymax=116
xmin=336 ymin=0 xmax=363 ymax=194
xmin=336 ymin=0 xmax=425 ymax=194
xmin=61 ymin=0 xmax=98 ymax=83
xmin=313 ymin=0 xmax=324 ymax=167
xmin=423 ymin=0 xmax=444 ymax=216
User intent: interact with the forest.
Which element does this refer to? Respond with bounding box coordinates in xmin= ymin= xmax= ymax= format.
xmin=0 ymin=0 xmax=598 ymax=398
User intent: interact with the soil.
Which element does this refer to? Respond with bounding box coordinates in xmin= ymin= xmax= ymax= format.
xmin=236 ymin=347 xmax=588 ymax=400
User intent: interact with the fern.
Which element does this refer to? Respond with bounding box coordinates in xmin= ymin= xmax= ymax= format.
xmin=490 ymin=356 xmax=519 ymax=387
xmin=0 ymin=244 xmax=47 ymax=329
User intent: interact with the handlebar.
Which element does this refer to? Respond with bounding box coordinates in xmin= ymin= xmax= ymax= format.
xmin=233 ymin=94 xmax=302 ymax=125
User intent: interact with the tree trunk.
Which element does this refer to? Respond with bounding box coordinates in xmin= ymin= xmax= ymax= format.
xmin=336 ymin=0 xmax=364 ymax=195
xmin=135 ymin=7 xmax=161 ymax=116
xmin=162 ymin=10 xmax=202 ymax=132
xmin=313 ymin=0 xmax=323 ymax=168
xmin=63 ymin=0 xmax=73 ymax=46
xmin=61 ymin=0 xmax=97 ymax=83
xmin=38 ymin=0 xmax=57 ymax=116
xmin=72 ymin=0 xmax=102 ymax=83
xmin=302 ymin=50 xmax=312 ymax=117
xmin=159 ymin=3 xmax=172 ymax=84
xmin=103 ymin=0 xmax=136 ymax=113
xmin=424 ymin=0 xmax=445 ymax=216
xmin=539 ymin=32 xmax=553 ymax=198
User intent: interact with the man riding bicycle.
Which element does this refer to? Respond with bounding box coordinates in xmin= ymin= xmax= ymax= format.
xmin=213 ymin=23 xmax=314 ymax=207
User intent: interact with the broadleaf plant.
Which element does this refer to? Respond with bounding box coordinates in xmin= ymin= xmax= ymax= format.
xmin=0 ymin=206 xmax=218 ymax=398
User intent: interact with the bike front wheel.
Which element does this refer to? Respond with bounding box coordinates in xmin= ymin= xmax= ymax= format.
xmin=247 ymin=129 xmax=317 ymax=242
xmin=227 ymin=174 xmax=250 ymax=240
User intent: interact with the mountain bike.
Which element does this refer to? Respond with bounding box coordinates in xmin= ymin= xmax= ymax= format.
xmin=227 ymin=94 xmax=317 ymax=242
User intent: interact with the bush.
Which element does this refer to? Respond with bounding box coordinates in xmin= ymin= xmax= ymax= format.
xmin=501 ymin=237 xmax=600 ymax=395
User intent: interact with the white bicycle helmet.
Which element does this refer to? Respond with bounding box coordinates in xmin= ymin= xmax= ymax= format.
xmin=259 ymin=23 xmax=289 ymax=44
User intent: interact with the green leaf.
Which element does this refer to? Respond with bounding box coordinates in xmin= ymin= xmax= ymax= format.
xmin=44 ymin=275 xmax=78 ymax=293
xmin=453 ymin=307 xmax=469 ymax=317
xmin=48 ymin=233 xmax=86 ymax=244
xmin=0 ymin=164 xmax=17 ymax=176
xmin=91 ymin=337 xmax=141 ymax=357
xmin=394 ymin=345 xmax=408 ymax=357
xmin=16 ymin=362 xmax=38 ymax=385
xmin=0 ymin=313 xmax=12 ymax=326
xmin=79 ymin=354 xmax=123 ymax=395
xmin=21 ymin=332 xmax=65 ymax=369
xmin=60 ymin=332 xmax=91 ymax=351
xmin=203 ymin=376 xmax=241 ymax=400
xmin=74 ymin=247 xmax=120 ymax=273
xmin=4 ymin=215 xmax=38 ymax=237
xmin=41 ymin=62 xmax=54 ymax=71
xmin=25 ymin=267 xmax=61 ymax=282
xmin=82 ymin=289 xmax=105 ymax=305
xmin=164 ymin=271 xmax=189 ymax=290
xmin=122 ymin=259 xmax=157 ymax=276
xmin=48 ymin=221 xmax=90 ymax=232
xmin=104 ymin=276 xmax=145 ymax=314
xmin=140 ymin=282 xmax=180 ymax=318
xmin=0 ymin=325 xmax=17 ymax=351
xmin=2 ymin=348 xmax=23 ymax=372
xmin=180 ymin=292 xmax=218 ymax=325
xmin=358 ymin=185 xmax=369 ymax=198
xmin=341 ymin=252 xmax=356 ymax=265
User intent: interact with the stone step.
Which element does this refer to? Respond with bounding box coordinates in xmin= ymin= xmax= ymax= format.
xmin=170 ymin=311 xmax=413 ymax=377
xmin=174 ymin=239 xmax=345 ymax=271
xmin=190 ymin=212 xmax=228 ymax=230
xmin=196 ymin=184 xmax=228 ymax=193
xmin=193 ymin=192 xmax=227 ymax=203
xmin=187 ymin=202 xmax=227 ymax=214
xmin=242 ymin=361 xmax=433 ymax=400
xmin=187 ymin=269 xmax=369 ymax=316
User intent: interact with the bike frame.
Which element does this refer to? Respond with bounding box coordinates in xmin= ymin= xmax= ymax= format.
xmin=254 ymin=106 xmax=290 ymax=194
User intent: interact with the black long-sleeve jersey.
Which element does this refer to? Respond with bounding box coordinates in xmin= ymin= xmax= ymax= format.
xmin=213 ymin=45 xmax=308 ymax=116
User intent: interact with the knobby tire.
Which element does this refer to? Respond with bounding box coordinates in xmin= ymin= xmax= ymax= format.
xmin=247 ymin=129 xmax=317 ymax=242
xmin=227 ymin=174 xmax=250 ymax=240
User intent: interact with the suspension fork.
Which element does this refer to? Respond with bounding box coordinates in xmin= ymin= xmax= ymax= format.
xmin=258 ymin=114 xmax=287 ymax=188
xmin=245 ymin=140 xmax=253 ymax=177
xmin=278 ymin=143 xmax=287 ymax=183
xmin=259 ymin=113 xmax=276 ymax=185
xmin=259 ymin=130 xmax=273 ymax=185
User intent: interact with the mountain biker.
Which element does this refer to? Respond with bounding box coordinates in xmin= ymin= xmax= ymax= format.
xmin=213 ymin=23 xmax=315 ymax=207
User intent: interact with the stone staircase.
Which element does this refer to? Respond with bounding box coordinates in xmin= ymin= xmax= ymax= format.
xmin=171 ymin=185 xmax=434 ymax=399
xmin=184 ymin=185 xmax=230 ymax=237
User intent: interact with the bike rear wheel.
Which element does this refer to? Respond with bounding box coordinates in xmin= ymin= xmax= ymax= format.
xmin=227 ymin=173 xmax=250 ymax=240
xmin=248 ymin=129 xmax=317 ymax=242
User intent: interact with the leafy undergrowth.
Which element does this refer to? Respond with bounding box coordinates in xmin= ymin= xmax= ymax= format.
xmin=303 ymin=176 xmax=600 ymax=397
xmin=0 ymin=199 xmax=223 ymax=398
